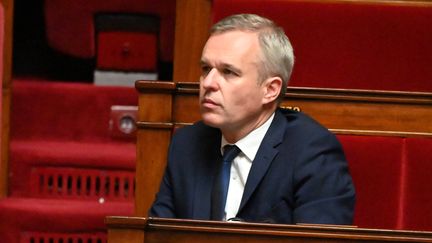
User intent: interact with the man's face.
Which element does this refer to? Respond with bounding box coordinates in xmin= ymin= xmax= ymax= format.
xmin=199 ymin=30 xmax=269 ymax=137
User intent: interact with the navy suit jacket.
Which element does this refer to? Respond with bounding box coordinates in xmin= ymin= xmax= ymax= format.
xmin=150 ymin=108 xmax=355 ymax=225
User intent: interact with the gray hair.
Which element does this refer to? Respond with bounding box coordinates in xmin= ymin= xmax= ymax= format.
xmin=211 ymin=14 xmax=295 ymax=101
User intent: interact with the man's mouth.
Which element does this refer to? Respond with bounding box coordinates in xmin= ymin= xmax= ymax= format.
xmin=201 ymin=98 xmax=219 ymax=108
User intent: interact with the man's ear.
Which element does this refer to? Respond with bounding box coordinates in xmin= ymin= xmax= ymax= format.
xmin=262 ymin=77 xmax=282 ymax=105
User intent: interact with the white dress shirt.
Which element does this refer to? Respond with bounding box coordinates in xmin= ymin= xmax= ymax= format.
xmin=220 ymin=113 xmax=275 ymax=220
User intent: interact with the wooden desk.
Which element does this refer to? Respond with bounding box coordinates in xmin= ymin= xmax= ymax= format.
xmin=107 ymin=216 xmax=432 ymax=243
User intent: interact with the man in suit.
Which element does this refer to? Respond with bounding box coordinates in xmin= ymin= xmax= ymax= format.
xmin=150 ymin=13 xmax=355 ymax=225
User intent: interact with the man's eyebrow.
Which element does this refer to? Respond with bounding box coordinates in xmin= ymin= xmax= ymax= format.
xmin=199 ymin=60 xmax=207 ymax=66
xmin=199 ymin=60 xmax=242 ymax=74
xmin=220 ymin=63 xmax=242 ymax=74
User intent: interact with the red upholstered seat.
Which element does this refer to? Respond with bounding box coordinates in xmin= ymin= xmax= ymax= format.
xmin=11 ymin=79 xmax=137 ymax=142
xmin=97 ymin=31 xmax=158 ymax=72
xmin=45 ymin=0 xmax=175 ymax=80
xmin=402 ymin=138 xmax=432 ymax=231
xmin=1 ymin=80 xmax=137 ymax=242
xmin=9 ymin=140 xmax=135 ymax=198
xmin=212 ymin=0 xmax=432 ymax=92
xmin=44 ymin=0 xmax=175 ymax=62
xmin=337 ymin=135 xmax=404 ymax=229
xmin=9 ymin=80 xmax=137 ymax=196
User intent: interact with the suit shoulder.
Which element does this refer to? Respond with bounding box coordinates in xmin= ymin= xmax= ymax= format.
xmin=277 ymin=108 xmax=341 ymax=147
xmin=280 ymin=109 xmax=329 ymax=133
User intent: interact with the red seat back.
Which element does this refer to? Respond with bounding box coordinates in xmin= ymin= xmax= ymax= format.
xmin=338 ymin=135 xmax=404 ymax=229
xmin=44 ymin=0 xmax=175 ymax=62
xmin=403 ymin=138 xmax=432 ymax=231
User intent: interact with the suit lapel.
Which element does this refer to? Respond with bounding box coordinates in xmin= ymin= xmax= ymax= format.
xmin=238 ymin=110 xmax=286 ymax=212
xmin=192 ymin=128 xmax=222 ymax=219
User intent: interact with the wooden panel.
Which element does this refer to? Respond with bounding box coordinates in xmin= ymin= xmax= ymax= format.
xmin=136 ymin=81 xmax=175 ymax=122
xmin=281 ymin=88 xmax=432 ymax=137
xmin=135 ymin=128 xmax=172 ymax=217
xmin=173 ymin=94 xmax=201 ymax=123
xmin=173 ymin=0 xmax=211 ymax=82
xmin=106 ymin=217 xmax=432 ymax=243
xmin=0 ymin=0 xmax=14 ymax=198
xmin=107 ymin=226 xmax=144 ymax=243
xmin=135 ymin=81 xmax=175 ymax=216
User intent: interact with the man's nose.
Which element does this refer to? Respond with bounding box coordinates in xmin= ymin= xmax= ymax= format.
xmin=202 ymin=68 xmax=219 ymax=90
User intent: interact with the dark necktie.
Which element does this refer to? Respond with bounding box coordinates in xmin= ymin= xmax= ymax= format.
xmin=211 ymin=145 xmax=241 ymax=220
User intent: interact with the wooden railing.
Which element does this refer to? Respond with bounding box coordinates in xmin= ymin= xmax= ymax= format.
xmin=0 ymin=0 xmax=14 ymax=198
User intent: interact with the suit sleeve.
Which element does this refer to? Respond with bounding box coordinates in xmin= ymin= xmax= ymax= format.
xmin=292 ymin=131 xmax=356 ymax=225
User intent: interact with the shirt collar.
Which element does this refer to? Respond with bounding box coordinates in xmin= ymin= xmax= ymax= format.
xmin=221 ymin=112 xmax=275 ymax=161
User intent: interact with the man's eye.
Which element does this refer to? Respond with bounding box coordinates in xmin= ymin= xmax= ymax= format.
xmin=222 ymin=69 xmax=236 ymax=76
xmin=201 ymin=66 xmax=211 ymax=76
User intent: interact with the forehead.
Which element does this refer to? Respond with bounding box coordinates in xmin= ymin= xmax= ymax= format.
xmin=202 ymin=30 xmax=261 ymax=65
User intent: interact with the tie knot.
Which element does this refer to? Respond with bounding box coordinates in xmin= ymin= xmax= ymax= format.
xmin=223 ymin=145 xmax=241 ymax=163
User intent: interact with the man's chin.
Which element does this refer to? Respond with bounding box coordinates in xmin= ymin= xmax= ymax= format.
xmin=201 ymin=113 xmax=222 ymax=129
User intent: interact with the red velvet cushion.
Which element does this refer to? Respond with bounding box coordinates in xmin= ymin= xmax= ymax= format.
xmin=337 ymin=135 xmax=404 ymax=229
xmin=97 ymin=31 xmax=158 ymax=71
xmin=212 ymin=0 xmax=432 ymax=92
xmin=402 ymin=138 xmax=432 ymax=231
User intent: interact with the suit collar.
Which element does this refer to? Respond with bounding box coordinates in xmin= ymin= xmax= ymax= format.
xmin=238 ymin=109 xmax=287 ymax=212
xmin=224 ymin=112 xmax=275 ymax=162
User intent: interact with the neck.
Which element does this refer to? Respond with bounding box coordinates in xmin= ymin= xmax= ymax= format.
xmin=222 ymin=107 xmax=276 ymax=144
